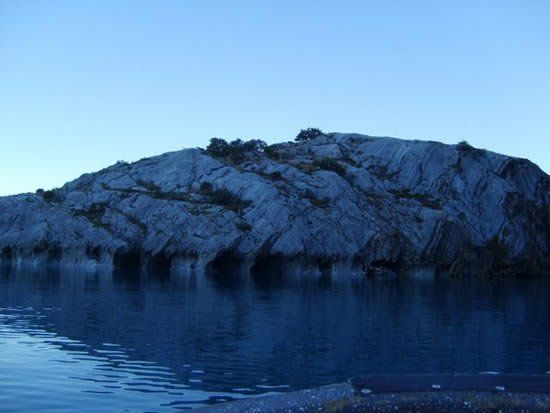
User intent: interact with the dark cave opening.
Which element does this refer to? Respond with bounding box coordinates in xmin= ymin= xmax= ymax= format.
xmin=1 ymin=247 xmax=13 ymax=267
xmin=368 ymin=258 xmax=401 ymax=274
xmin=206 ymin=251 xmax=244 ymax=276
xmin=113 ymin=248 xmax=142 ymax=272
xmin=317 ymin=259 xmax=333 ymax=276
xmin=250 ymin=255 xmax=284 ymax=276
xmin=86 ymin=246 xmax=102 ymax=262
xmin=147 ymin=252 xmax=172 ymax=274
xmin=47 ymin=246 xmax=62 ymax=264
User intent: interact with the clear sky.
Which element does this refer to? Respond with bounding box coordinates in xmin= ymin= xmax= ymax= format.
xmin=1 ymin=0 xmax=549 ymax=195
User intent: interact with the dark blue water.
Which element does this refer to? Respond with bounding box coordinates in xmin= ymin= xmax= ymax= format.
xmin=0 ymin=269 xmax=548 ymax=412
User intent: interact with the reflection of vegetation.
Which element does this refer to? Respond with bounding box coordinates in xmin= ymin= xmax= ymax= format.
xmin=389 ymin=189 xmax=442 ymax=210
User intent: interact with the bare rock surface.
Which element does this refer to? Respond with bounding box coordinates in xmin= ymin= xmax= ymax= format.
xmin=1 ymin=133 xmax=548 ymax=276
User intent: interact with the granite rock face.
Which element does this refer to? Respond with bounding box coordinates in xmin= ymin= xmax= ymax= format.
xmin=1 ymin=133 xmax=548 ymax=277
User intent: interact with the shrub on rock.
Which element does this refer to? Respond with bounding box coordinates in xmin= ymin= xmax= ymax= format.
xmin=313 ymin=157 xmax=346 ymax=176
xmin=296 ymin=128 xmax=323 ymax=142
xmin=199 ymin=183 xmax=251 ymax=211
xmin=206 ymin=137 xmax=267 ymax=163
xmin=37 ymin=188 xmax=61 ymax=203
xmin=206 ymin=138 xmax=232 ymax=157
xmin=457 ymin=140 xmax=475 ymax=152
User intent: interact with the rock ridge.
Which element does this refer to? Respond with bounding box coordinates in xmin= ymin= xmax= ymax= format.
xmin=1 ymin=133 xmax=548 ymax=277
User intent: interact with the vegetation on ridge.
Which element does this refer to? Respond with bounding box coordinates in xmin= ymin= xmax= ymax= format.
xmin=36 ymin=188 xmax=62 ymax=203
xmin=206 ymin=137 xmax=267 ymax=163
xmin=295 ymin=128 xmax=324 ymax=141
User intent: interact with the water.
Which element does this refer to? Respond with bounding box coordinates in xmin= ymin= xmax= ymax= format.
xmin=0 ymin=269 xmax=548 ymax=412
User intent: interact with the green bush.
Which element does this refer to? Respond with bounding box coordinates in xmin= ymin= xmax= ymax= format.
xmin=206 ymin=137 xmax=267 ymax=163
xmin=313 ymin=157 xmax=346 ymax=176
xmin=206 ymin=138 xmax=232 ymax=157
xmin=211 ymin=188 xmax=250 ymax=211
xmin=457 ymin=140 xmax=474 ymax=152
xmin=264 ymin=145 xmax=279 ymax=159
xmin=38 ymin=188 xmax=61 ymax=203
xmin=240 ymin=139 xmax=267 ymax=152
xmin=199 ymin=184 xmax=251 ymax=211
xmin=296 ymin=128 xmax=323 ymax=142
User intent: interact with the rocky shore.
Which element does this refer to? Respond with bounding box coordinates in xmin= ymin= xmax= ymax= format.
xmin=195 ymin=374 xmax=550 ymax=413
xmin=1 ymin=132 xmax=548 ymax=277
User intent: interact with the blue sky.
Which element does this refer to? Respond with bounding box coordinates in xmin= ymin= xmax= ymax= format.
xmin=1 ymin=0 xmax=549 ymax=195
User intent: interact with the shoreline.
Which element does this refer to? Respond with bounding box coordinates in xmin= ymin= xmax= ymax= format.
xmin=196 ymin=374 xmax=550 ymax=412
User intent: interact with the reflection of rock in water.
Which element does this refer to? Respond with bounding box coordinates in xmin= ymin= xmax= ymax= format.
xmin=0 ymin=269 xmax=549 ymax=398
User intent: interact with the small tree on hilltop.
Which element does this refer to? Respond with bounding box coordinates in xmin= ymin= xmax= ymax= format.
xmin=206 ymin=137 xmax=231 ymax=157
xmin=206 ymin=137 xmax=268 ymax=163
xmin=457 ymin=140 xmax=474 ymax=152
xmin=296 ymin=128 xmax=323 ymax=142
xmin=242 ymin=139 xmax=267 ymax=152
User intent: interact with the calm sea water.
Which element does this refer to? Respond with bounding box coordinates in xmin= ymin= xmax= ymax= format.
xmin=0 ymin=269 xmax=548 ymax=412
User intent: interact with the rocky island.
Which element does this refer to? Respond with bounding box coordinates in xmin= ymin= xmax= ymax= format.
xmin=1 ymin=131 xmax=548 ymax=277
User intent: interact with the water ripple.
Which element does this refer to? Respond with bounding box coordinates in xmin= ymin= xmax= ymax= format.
xmin=1 ymin=272 xmax=549 ymax=412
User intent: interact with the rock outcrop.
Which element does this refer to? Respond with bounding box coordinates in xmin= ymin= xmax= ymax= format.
xmin=1 ymin=133 xmax=548 ymax=277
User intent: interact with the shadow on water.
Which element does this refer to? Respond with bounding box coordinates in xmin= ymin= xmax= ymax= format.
xmin=0 ymin=266 xmax=549 ymax=411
